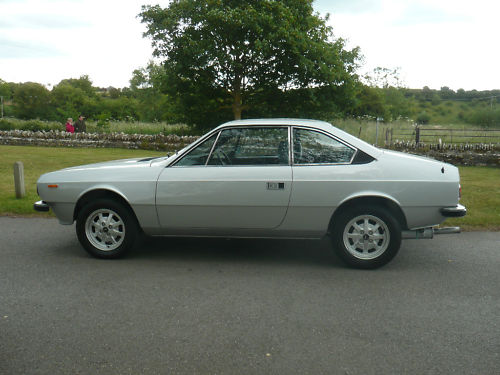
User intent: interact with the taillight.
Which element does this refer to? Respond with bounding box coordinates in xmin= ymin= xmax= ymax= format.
xmin=459 ymin=184 xmax=462 ymax=200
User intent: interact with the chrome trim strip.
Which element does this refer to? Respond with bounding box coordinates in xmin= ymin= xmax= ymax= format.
xmin=205 ymin=130 xmax=222 ymax=166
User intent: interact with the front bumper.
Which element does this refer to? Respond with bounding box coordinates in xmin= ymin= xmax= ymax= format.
xmin=33 ymin=200 xmax=50 ymax=212
xmin=440 ymin=204 xmax=467 ymax=217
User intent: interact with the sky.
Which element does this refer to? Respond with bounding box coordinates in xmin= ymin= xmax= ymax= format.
xmin=0 ymin=0 xmax=498 ymax=90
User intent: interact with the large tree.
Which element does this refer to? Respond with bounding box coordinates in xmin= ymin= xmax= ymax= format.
xmin=140 ymin=0 xmax=360 ymax=125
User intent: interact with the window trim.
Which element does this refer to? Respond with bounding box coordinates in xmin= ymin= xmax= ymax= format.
xmin=291 ymin=126 xmax=358 ymax=166
xmin=204 ymin=125 xmax=292 ymax=167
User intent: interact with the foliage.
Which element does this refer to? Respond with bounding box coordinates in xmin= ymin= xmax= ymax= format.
xmin=12 ymin=82 xmax=51 ymax=119
xmin=353 ymin=85 xmax=387 ymax=119
xmin=364 ymin=67 xmax=404 ymax=89
xmin=416 ymin=111 xmax=431 ymax=125
xmin=56 ymin=75 xmax=96 ymax=98
xmin=129 ymin=62 xmax=177 ymax=122
xmin=51 ymin=83 xmax=91 ymax=120
xmin=466 ymin=108 xmax=500 ymax=127
xmin=0 ymin=118 xmax=62 ymax=131
xmin=139 ymin=0 xmax=360 ymax=127
xmin=0 ymin=79 xmax=13 ymax=99
xmin=2 ymin=75 xmax=500 ymax=129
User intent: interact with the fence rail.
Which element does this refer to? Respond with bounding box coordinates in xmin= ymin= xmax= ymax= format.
xmin=389 ymin=127 xmax=500 ymax=145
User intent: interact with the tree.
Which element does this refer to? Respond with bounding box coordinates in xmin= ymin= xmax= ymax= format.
xmin=51 ymin=84 xmax=89 ymax=120
xmin=0 ymin=79 xmax=12 ymax=100
xmin=140 ymin=0 xmax=360 ymax=126
xmin=364 ymin=67 xmax=404 ymax=89
xmin=56 ymin=75 xmax=96 ymax=98
xmin=129 ymin=61 xmax=177 ymax=122
xmin=12 ymin=82 xmax=51 ymax=119
xmin=353 ymin=85 xmax=387 ymax=119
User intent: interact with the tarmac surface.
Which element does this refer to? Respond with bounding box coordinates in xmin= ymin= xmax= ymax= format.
xmin=0 ymin=217 xmax=499 ymax=374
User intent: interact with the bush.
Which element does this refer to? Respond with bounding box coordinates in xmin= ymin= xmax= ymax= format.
xmin=416 ymin=111 xmax=431 ymax=125
xmin=0 ymin=118 xmax=62 ymax=131
xmin=466 ymin=108 xmax=500 ymax=128
xmin=0 ymin=119 xmax=15 ymax=130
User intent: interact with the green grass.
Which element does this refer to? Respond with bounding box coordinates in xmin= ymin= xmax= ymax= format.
xmin=1 ymin=145 xmax=498 ymax=230
xmin=444 ymin=166 xmax=500 ymax=231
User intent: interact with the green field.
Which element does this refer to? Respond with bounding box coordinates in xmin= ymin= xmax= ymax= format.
xmin=0 ymin=145 xmax=498 ymax=230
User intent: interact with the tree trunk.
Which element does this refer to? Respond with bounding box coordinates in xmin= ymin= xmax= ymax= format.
xmin=232 ymin=89 xmax=242 ymax=120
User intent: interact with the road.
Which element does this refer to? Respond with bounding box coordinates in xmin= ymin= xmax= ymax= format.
xmin=0 ymin=217 xmax=499 ymax=374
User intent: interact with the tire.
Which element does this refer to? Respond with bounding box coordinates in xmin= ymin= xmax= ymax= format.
xmin=331 ymin=205 xmax=402 ymax=269
xmin=76 ymin=198 xmax=138 ymax=259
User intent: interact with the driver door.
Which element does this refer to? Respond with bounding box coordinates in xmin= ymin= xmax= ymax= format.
xmin=155 ymin=126 xmax=292 ymax=231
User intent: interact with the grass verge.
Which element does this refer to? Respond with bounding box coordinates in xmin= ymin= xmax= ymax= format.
xmin=0 ymin=145 xmax=498 ymax=230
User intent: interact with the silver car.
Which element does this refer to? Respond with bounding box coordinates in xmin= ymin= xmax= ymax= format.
xmin=34 ymin=119 xmax=466 ymax=268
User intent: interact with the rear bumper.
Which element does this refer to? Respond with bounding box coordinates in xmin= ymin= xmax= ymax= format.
xmin=33 ymin=200 xmax=50 ymax=212
xmin=440 ymin=204 xmax=467 ymax=217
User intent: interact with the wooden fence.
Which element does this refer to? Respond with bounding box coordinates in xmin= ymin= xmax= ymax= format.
xmin=389 ymin=127 xmax=500 ymax=145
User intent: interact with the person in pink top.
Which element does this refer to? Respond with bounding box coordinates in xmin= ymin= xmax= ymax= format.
xmin=65 ymin=118 xmax=74 ymax=133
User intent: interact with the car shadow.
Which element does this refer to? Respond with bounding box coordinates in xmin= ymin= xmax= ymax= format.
xmin=128 ymin=235 xmax=342 ymax=268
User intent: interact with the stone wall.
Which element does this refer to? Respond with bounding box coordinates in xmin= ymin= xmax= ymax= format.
xmin=388 ymin=142 xmax=500 ymax=167
xmin=0 ymin=130 xmax=199 ymax=152
xmin=1 ymin=130 xmax=499 ymax=167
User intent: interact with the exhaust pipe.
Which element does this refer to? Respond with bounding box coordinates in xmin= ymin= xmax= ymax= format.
xmin=434 ymin=226 xmax=461 ymax=235
xmin=402 ymin=226 xmax=461 ymax=240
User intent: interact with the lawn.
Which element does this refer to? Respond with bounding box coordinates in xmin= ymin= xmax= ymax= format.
xmin=0 ymin=145 xmax=498 ymax=230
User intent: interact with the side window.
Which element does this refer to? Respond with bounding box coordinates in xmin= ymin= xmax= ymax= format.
xmin=174 ymin=133 xmax=218 ymax=166
xmin=207 ymin=127 xmax=289 ymax=166
xmin=293 ymin=128 xmax=355 ymax=164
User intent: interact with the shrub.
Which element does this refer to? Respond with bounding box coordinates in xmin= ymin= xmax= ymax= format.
xmin=416 ymin=112 xmax=431 ymax=125
xmin=466 ymin=108 xmax=500 ymax=128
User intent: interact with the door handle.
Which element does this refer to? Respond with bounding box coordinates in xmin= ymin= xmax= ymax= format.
xmin=267 ymin=182 xmax=285 ymax=190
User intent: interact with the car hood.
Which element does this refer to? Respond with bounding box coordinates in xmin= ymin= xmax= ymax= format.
xmin=60 ymin=157 xmax=160 ymax=171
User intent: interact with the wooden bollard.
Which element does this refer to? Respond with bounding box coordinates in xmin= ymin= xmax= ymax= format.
xmin=14 ymin=161 xmax=25 ymax=199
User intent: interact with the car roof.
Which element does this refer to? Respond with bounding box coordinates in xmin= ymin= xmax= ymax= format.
xmin=219 ymin=118 xmax=330 ymax=129
xmin=216 ymin=118 xmax=382 ymax=156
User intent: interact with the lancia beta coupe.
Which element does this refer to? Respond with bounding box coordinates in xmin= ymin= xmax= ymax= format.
xmin=34 ymin=119 xmax=466 ymax=268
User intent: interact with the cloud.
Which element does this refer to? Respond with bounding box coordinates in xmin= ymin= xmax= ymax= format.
xmin=395 ymin=3 xmax=470 ymax=25
xmin=0 ymin=14 xmax=91 ymax=29
xmin=314 ymin=0 xmax=382 ymax=14
xmin=0 ymin=37 xmax=64 ymax=59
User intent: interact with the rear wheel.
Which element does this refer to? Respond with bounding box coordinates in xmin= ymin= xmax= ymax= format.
xmin=76 ymin=198 xmax=138 ymax=259
xmin=331 ymin=205 xmax=401 ymax=269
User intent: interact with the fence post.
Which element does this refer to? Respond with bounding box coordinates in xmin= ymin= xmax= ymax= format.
xmin=415 ymin=127 xmax=420 ymax=144
xmin=14 ymin=161 xmax=25 ymax=198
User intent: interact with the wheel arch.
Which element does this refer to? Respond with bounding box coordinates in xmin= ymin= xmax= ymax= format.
xmin=73 ymin=188 xmax=139 ymax=228
xmin=329 ymin=195 xmax=408 ymax=232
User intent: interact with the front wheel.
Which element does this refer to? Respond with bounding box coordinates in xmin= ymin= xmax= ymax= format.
xmin=331 ymin=206 xmax=402 ymax=269
xmin=76 ymin=199 xmax=138 ymax=259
